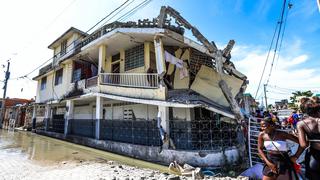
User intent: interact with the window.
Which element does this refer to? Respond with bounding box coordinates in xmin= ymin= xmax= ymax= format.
xmin=125 ymin=45 xmax=144 ymax=71
xmin=72 ymin=61 xmax=92 ymax=82
xmin=112 ymin=53 xmax=120 ymax=62
xmin=72 ymin=69 xmax=81 ymax=82
xmin=60 ymin=40 xmax=67 ymax=56
xmin=40 ymin=77 xmax=47 ymax=90
xmin=55 ymin=69 xmax=63 ymax=85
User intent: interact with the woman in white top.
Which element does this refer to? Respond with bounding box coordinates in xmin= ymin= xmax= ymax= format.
xmin=258 ymin=117 xmax=304 ymax=180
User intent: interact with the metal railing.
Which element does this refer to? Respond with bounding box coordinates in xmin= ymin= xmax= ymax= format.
xmin=100 ymin=119 xmax=161 ymax=146
xmin=48 ymin=117 xmax=65 ymax=134
xmin=248 ymin=117 xmax=264 ymax=167
xmin=169 ymin=119 xmax=239 ymax=151
xmin=86 ymin=76 xmax=98 ymax=88
xmin=100 ymin=73 xmax=159 ymax=88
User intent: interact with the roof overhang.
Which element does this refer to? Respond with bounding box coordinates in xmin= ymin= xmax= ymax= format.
xmin=48 ymin=27 xmax=88 ymax=49
xmin=70 ymin=92 xmax=235 ymax=119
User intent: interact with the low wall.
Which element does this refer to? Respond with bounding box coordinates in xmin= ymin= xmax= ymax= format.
xmin=36 ymin=130 xmax=245 ymax=167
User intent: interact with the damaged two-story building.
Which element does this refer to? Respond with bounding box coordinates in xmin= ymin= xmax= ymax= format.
xmin=32 ymin=6 xmax=248 ymax=167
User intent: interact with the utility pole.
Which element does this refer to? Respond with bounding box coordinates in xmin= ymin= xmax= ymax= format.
xmin=0 ymin=60 xmax=10 ymax=128
xmin=264 ymin=84 xmax=268 ymax=111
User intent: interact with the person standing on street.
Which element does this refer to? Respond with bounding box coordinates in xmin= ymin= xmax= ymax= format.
xmin=258 ymin=117 xmax=303 ymax=180
xmin=293 ymin=97 xmax=320 ymax=180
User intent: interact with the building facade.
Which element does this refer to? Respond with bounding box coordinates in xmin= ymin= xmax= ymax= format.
xmin=32 ymin=6 xmax=248 ymax=167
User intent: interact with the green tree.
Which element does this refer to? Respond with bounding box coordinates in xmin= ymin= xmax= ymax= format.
xmin=288 ymin=90 xmax=313 ymax=109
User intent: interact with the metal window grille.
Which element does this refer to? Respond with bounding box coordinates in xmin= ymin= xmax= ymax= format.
xmin=100 ymin=119 xmax=161 ymax=146
xmin=48 ymin=115 xmax=65 ymax=134
xmin=125 ymin=45 xmax=144 ymax=71
xmin=169 ymin=119 xmax=239 ymax=151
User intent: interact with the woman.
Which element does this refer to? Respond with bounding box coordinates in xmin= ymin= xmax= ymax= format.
xmin=295 ymin=97 xmax=320 ymax=179
xmin=258 ymin=117 xmax=303 ymax=180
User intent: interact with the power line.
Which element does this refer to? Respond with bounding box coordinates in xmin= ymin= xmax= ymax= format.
xmin=9 ymin=0 xmax=78 ymax=64
xmin=86 ymin=0 xmax=130 ymax=34
xmin=254 ymin=0 xmax=290 ymax=99
xmin=100 ymin=0 xmax=136 ymax=27
xmin=254 ymin=18 xmax=279 ymax=99
xmin=118 ymin=0 xmax=152 ymax=22
xmin=265 ymin=0 xmax=291 ymax=85
xmin=9 ymin=0 xmax=131 ymax=80
xmin=273 ymin=2 xmax=292 ymax=73
xmin=267 ymin=84 xmax=320 ymax=92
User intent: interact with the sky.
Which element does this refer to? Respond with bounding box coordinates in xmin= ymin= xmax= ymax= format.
xmin=0 ymin=0 xmax=319 ymax=105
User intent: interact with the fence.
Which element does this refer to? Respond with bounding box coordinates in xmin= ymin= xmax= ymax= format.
xmin=69 ymin=119 xmax=96 ymax=138
xmin=169 ymin=119 xmax=239 ymax=151
xmin=100 ymin=119 xmax=161 ymax=146
xmin=48 ymin=115 xmax=65 ymax=134
xmin=100 ymin=73 xmax=159 ymax=88
xmin=248 ymin=117 xmax=264 ymax=167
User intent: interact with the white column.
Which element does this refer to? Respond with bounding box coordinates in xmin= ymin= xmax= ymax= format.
xmin=98 ymin=44 xmax=107 ymax=89
xmin=44 ymin=105 xmax=51 ymax=131
xmin=158 ymin=106 xmax=169 ymax=134
xmin=64 ymin=100 xmax=74 ymax=136
xmin=154 ymin=36 xmax=166 ymax=78
xmin=98 ymin=45 xmax=107 ymax=73
xmin=95 ymin=96 xmax=103 ymax=139
xmin=32 ymin=105 xmax=37 ymax=131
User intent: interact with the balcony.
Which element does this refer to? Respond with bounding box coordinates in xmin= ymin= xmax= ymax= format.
xmin=86 ymin=76 xmax=98 ymax=88
xmin=100 ymin=73 xmax=159 ymax=89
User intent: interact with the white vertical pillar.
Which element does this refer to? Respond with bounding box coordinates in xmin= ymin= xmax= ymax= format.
xmin=32 ymin=105 xmax=37 ymax=131
xmin=186 ymin=108 xmax=192 ymax=121
xmin=98 ymin=44 xmax=107 ymax=89
xmin=64 ymin=100 xmax=74 ymax=136
xmin=44 ymin=105 xmax=51 ymax=131
xmin=158 ymin=106 xmax=169 ymax=134
xmin=95 ymin=96 xmax=103 ymax=139
xmin=98 ymin=45 xmax=107 ymax=73
xmin=154 ymin=36 xmax=166 ymax=78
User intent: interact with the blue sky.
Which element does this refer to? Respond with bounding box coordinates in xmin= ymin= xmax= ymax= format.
xmin=0 ymin=0 xmax=319 ymax=104
xmin=161 ymin=0 xmax=320 ymax=103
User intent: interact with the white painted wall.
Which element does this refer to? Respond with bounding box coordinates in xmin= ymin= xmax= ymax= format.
xmin=74 ymin=105 xmax=93 ymax=119
xmin=172 ymin=107 xmax=187 ymax=120
xmin=105 ymin=104 xmax=157 ymax=120
xmin=36 ymin=62 xmax=73 ymax=103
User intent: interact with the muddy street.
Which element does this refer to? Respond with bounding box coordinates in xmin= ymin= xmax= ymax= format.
xmin=0 ymin=129 xmax=176 ymax=180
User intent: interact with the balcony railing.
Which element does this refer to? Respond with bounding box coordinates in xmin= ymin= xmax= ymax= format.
xmin=86 ymin=76 xmax=98 ymax=88
xmin=100 ymin=73 xmax=159 ymax=89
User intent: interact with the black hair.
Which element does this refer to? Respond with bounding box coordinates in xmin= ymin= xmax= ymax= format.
xmin=300 ymin=96 xmax=320 ymax=117
xmin=261 ymin=116 xmax=276 ymax=126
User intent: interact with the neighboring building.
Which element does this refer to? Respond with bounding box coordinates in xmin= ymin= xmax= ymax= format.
xmin=0 ymin=98 xmax=34 ymax=129
xmin=32 ymin=6 xmax=248 ymax=167
xmin=239 ymin=93 xmax=257 ymax=117
xmin=275 ymin=99 xmax=289 ymax=110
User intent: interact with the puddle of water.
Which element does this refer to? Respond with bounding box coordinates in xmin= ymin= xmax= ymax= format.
xmin=0 ymin=129 xmax=168 ymax=172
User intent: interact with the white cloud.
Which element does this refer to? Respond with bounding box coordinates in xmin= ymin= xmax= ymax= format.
xmin=232 ymin=40 xmax=320 ymax=104
xmin=0 ymin=0 xmax=164 ymax=100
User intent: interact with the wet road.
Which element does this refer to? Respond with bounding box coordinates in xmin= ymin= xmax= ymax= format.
xmin=0 ymin=129 xmax=170 ymax=180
